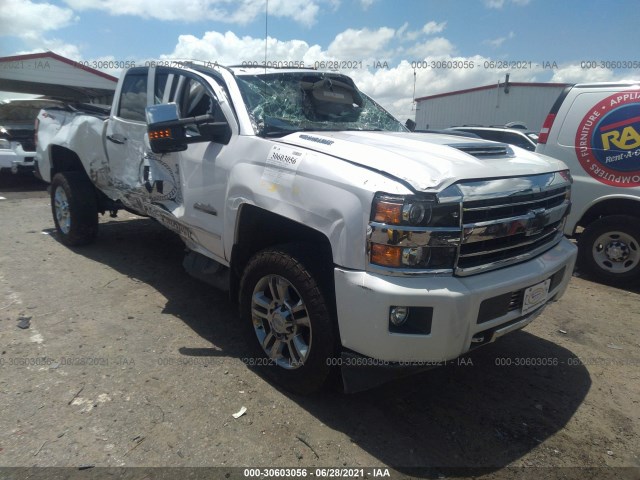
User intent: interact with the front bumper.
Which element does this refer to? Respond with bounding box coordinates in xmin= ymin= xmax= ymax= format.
xmin=0 ymin=149 xmax=17 ymax=169
xmin=0 ymin=146 xmax=36 ymax=173
xmin=334 ymin=238 xmax=577 ymax=363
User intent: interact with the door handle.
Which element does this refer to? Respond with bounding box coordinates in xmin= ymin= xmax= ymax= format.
xmin=107 ymin=134 xmax=127 ymax=144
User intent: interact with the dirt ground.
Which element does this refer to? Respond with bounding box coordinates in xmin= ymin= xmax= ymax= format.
xmin=0 ymin=171 xmax=639 ymax=480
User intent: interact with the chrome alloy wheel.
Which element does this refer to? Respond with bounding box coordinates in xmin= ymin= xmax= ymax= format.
xmin=53 ymin=186 xmax=71 ymax=234
xmin=251 ymin=274 xmax=312 ymax=369
xmin=592 ymin=230 xmax=639 ymax=274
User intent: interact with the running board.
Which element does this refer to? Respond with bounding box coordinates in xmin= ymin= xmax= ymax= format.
xmin=183 ymin=250 xmax=230 ymax=292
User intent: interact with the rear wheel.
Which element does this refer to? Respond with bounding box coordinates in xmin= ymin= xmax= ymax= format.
xmin=578 ymin=215 xmax=640 ymax=283
xmin=50 ymin=172 xmax=98 ymax=246
xmin=239 ymin=245 xmax=336 ymax=394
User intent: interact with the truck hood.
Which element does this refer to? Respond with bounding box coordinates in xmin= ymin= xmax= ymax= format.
xmin=277 ymin=131 xmax=567 ymax=192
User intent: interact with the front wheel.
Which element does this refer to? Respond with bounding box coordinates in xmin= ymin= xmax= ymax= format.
xmin=50 ymin=172 xmax=98 ymax=246
xmin=578 ymin=215 xmax=640 ymax=283
xmin=239 ymin=246 xmax=337 ymax=394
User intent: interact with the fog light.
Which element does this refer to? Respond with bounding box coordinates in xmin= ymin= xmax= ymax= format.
xmin=389 ymin=306 xmax=410 ymax=326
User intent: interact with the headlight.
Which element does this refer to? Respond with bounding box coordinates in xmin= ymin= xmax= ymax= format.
xmin=403 ymin=201 xmax=430 ymax=225
xmin=0 ymin=138 xmax=11 ymax=150
xmin=368 ymin=192 xmax=461 ymax=272
xmin=372 ymin=194 xmax=459 ymax=228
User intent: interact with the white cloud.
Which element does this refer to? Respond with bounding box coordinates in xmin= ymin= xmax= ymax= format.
xmin=327 ymin=27 xmax=396 ymax=59
xmin=159 ymin=28 xmax=502 ymax=121
xmin=405 ymin=37 xmax=456 ymax=59
xmin=149 ymin=27 xmax=635 ymax=123
xmin=64 ymin=0 xmax=321 ymax=26
xmin=396 ymin=20 xmax=447 ymax=45
xmin=484 ymin=31 xmax=515 ymax=48
xmin=484 ymin=0 xmax=531 ymax=8
xmin=396 ymin=23 xmax=422 ymax=43
xmin=350 ymin=56 xmax=516 ymax=121
xmin=0 ymin=0 xmax=77 ymax=37
xmin=262 ymin=0 xmax=320 ymax=26
xmin=359 ymin=0 xmax=377 ymax=9
xmin=0 ymin=0 xmax=82 ymax=63
xmin=550 ymin=64 xmax=616 ymax=83
xmin=16 ymin=36 xmax=83 ymax=60
xmin=423 ymin=21 xmax=447 ymax=35
xmin=163 ymin=31 xmax=324 ymax=66
xmin=157 ymin=28 xmax=508 ymax=120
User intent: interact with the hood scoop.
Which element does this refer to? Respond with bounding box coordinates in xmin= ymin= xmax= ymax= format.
xmin=449 ymin=142 xmax=515 ymax=159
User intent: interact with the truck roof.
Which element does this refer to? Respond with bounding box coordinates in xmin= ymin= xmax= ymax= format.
xmin=147 ymin=60 xmax=320 ymax=78
xmin=571 ymin=81 xmax=640 ymax=89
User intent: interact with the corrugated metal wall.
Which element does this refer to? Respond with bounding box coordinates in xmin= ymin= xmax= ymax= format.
xmin=415 ymin=84 xmax=567 ymax=132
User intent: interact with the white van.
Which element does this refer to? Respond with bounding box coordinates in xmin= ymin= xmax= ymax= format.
xmin=536 ymin=82 xmax=640 ymax=283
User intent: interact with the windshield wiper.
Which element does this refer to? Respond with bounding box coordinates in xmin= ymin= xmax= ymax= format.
xmin=260 ymin=116 xmax=302 ymax=137
xmin=259 ymin=117 xmax=388 ymax=137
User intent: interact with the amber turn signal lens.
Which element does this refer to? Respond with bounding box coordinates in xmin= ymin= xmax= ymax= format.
xmin=370 ymin=244 xmax=403 ymax=267
xmin=373 ymin=199 xmax=403 ymax=224
xmin=149 ymin=128 xmax=172 ymax=140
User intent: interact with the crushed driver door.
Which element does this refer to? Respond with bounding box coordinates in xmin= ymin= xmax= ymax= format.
xmin=144 ymin=67 xmax=230 ymax=257
xmin=104 ymin=67 xmax=150 ymax=205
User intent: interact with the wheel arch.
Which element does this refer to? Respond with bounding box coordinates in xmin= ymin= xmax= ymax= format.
xmin=49 ymin=145 xmax=88 ymax=178
xmin=575 ymin=196 xmax=640 ymax=232
xmin=229 ymin=203 xmax=335 ymax=305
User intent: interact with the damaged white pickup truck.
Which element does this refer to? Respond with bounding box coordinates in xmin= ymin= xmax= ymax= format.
xmin=35 ymin=64 xmax=577 ymax=393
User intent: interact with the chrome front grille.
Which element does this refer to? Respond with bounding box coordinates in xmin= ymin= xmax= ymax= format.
xmin=366 ymin=172 xmax=571 ymax=277
xmin=451 ymin=172 xmax=571 ymax=276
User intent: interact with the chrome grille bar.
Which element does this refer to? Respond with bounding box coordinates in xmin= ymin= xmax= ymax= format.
xmin=451 ymin=172 xmax=571 ymax=277
xmin=460 ymin=226 xmax=561 ymax=258
xmin=463 ymin=190 xmax=568 ymax=212
xmin=462 ymin=201 xmax=569 ymax=244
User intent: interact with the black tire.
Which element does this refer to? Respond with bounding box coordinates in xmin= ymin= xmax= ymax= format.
xmin=239 ymin=245 xmax=337 ymax=395
xmin=578 ymin=215 xmax=640 ymax=284
xmin=50 ymin=172 xmax=98 ymax=246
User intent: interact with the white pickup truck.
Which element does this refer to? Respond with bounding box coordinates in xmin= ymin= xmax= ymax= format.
xmin=0 ymin=98 xmax=65 ymax=174
xmin=35 ymin=64 xmax=577 ymax=393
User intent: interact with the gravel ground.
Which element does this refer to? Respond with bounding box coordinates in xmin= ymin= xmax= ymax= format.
xmin=0 ymin=171 xmax=638 ymax=480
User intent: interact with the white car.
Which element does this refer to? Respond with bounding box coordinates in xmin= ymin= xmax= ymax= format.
xmin=0 ymin=99 xmax=64 ymax=174
xmin=448 ymin=126 xmax=538 ymax=152
xmin=536 ymin=82 xmax=640 ymax=283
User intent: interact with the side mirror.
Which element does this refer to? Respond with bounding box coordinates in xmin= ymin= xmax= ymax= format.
xmin=145 ymin=103 xmax=232 ymax=154
xmin=146 ymin=103 xmax=187 ymax=153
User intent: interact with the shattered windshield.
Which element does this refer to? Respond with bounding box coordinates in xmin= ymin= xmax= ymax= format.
xmin=235 ymin=72 xmax=407 ymax=136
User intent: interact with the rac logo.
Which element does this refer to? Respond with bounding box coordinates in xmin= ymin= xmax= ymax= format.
xmin=600 ymin=117 xmax=640 ymax=151
xmin=574 ymin=91 xmax=640 ymax=188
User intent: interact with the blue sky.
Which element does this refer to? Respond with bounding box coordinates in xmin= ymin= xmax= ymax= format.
xmin=1 ymin=0 xmax=638 ymax=119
